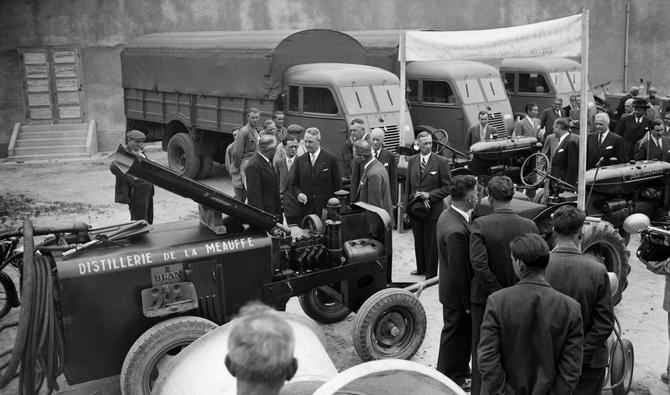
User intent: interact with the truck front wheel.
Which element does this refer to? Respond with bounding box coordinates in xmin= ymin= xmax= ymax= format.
xmin=167 ymin=133 xmax=201 ymax=178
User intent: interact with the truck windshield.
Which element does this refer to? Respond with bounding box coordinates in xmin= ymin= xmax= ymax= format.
xmin=340 ymin=86 xmax=377 ymax=115
xmin=372 ymin=84 xmax=400 ymax=112
xmin=549 ymin=72 xmax=577 ymax=94
xmin=456 ymin=79 xmax=485 ymax=103
xmin=480 ymin=77 xmax=507 ymax=102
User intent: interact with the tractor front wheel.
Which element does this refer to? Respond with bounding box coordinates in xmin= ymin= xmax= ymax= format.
xmin=581 ymin=221 xmax=630 ymax=305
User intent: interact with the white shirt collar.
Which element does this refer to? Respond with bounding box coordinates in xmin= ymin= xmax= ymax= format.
xmin=420 ymin=152 xmax=431 ymax=162
xmin=451 ymin=204 xmax=471 ymax=223
xmin=311 ymin=148 xmax=321 ymax=159
xmin=599 ymin=130 xmax=609 ymax=141
xmin=558 ymin=132 xmax=569 ymax=146
xmin=259 ymin=152 xmax=271 ymax=164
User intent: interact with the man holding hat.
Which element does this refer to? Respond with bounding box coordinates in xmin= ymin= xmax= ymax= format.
xmin=616 ymin=98 xmax=652 ymax=161
xmin=110 ymin=130 xmax=155 ymax=224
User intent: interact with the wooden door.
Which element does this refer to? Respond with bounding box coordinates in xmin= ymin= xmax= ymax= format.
xmin=19 ymin=47 xmax=84 ymax=124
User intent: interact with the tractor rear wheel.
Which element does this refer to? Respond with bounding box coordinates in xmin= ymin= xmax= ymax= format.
xmin=120 ymin=316 xmax=218 ymax=395
xmin=581 ymin=221 xmax=630 ymax=305
xmin=167 ymin=133 xmax=200 ymax=179
xmin=299 ymin=287 xmax=351 ymax=324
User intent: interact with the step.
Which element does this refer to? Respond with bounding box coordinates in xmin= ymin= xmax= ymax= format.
xmin=6 ymin=152 xmax=93 ymax=162
xmin=19 ymin=130 xmax=88 ymax=139
xmin=15 ymin=137 xmax=86 ymax=148
xmin=20 ymin=123 xmax=89 ymax=133
xmin=12 ymin=145 xmax=88 ymax=156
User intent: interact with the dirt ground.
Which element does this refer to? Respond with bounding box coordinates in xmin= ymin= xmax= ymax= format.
xmin=0 ymin=150 xmax=667 ymax=394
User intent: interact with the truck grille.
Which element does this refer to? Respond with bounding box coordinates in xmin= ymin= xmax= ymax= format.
xmin=381 ymin=125 xmax=400 ymax=152
xmin=488 ymin=112 xmax=506 ymax=134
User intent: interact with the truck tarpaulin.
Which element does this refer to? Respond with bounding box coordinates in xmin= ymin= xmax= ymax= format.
xmin=121 ymin=29 xmax=367 ymax=100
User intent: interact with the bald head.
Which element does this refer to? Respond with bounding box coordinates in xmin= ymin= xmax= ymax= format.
xmin=354 ymin=139 xmax=373 ymax=160
xmin=630 ymin=86 xmax=639 ymax=96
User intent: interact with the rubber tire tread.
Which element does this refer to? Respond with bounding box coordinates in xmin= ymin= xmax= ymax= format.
xmin=196 ymin=155 xmax=213 ymax=179
xmin=352 ymin=288 xmax=427 ymax=361
xmin=167 ymin=133 xmax=200 ymax=179
xmin=611 ymin=338 xmax=634 ymax=395
xmin=298 ymin=288 xmax=351 ymax=324
xmin=120 ymin=316 xmax=218 ymax=395
xmin=0 ymin=271 xmax=14 ymax=319
xmin=581 ymin=221 xmax=630 ymax=306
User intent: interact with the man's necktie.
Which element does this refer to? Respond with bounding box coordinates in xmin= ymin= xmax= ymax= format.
xmin=599 ymin=133 xmax=604 ymax=145
xmin=310 ymin=154 xmax=316 ymax=166
xmin=287 ymin=157 xmax=293 ymax=169
xmin=421 ymin=157 xmax=426 ymax=174
xmin=375 ymin=150 xmax=379 ymax=159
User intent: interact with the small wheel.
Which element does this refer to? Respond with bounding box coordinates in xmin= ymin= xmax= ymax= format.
xmin=520 ymin=152 xmax=549 ymax=188
xmin=195 ymin=155 xmax=213 ymax=179
xmin=167 ymin=133 xmax=201 ymax=178
xmin=299 ymin=287 xmax=351 ymax=324
xmin=352 ymin=288 xmax=427 ymax=361
xmin=302 ymin=214 xmax=325 ymax=234
xmin=610 ymin=338 xmax=634 ymax=395
xmin=120 ymin=316 xmax=218 ymax=395
xmin=581 ymin=221 xmax=630 ymax=305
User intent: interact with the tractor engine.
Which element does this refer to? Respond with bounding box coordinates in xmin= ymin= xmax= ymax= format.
xmin=467 ymin=136 xmax=542 ymax=181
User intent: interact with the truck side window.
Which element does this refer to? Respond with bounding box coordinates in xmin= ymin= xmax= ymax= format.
xmin=422 ymin=81 xmax=454 ymax=104
xmin=288 ymin=86 xmax=299 ymax=112
xmin=518 ymin=73 xmax=550 ymax=94
xmin=503 ymin=73 xmax=515 ymax=92
xmin=407 ymin=79 xmax=419 ymax=102
xmin=303 ymin=87 xmax=338 ymax=114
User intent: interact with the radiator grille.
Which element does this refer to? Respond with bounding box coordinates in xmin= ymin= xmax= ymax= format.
xmin=379 ymin=124 xmax=400 ymax=152
xmin=488 ymin=112 xmax=506 ymax=133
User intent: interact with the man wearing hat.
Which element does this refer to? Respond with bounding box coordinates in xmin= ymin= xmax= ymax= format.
xmin=615 ymin=98 xmax=652 ymax=161
xmin=110 ymin=130 xmax=155 ymax=224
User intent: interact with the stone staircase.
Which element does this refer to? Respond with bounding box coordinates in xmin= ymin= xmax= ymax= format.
xmin=6 ymin=121 xmax=98 ymax=162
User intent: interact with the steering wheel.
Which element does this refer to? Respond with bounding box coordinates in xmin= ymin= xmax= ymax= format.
xmin=430 ymin=129 xmax=449 ymax=155
xmin=520 ymin=152 xmax=550 ymax=188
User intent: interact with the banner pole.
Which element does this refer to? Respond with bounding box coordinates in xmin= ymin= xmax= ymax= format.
xmin=397 ymin=31 xmax=407 ymax=232
xmin=577 ymin=10 xmax=589 ymax=211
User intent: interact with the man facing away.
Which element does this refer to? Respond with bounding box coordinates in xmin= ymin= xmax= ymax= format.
xmin=245 ymin=134 xmax=282 ymax=219
xmin=469 ymin=175 xmax=539 ymax=395
xmin=352 ymin=140 xmax=394 ymax=222
xmin=436 ymin=175 xmax=480 ymax=390
xmin=478 ymin=233 xmax=584 ymax=395
xmin=545 ymin=205 xmax=614 ymax=395
xmin=351 ymin=127 xmax=398 ymax=211
xmin=110 ymin=130 xmax=155 ymax=224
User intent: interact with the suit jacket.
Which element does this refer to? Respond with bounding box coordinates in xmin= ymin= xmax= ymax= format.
xmin=110 ymin=147 xmax=152 ymax=205
xmin=469 ymin=207 xmax=539 ymax=304
xmin=437 ymin=207 xmax=472 ymax=309
xmin=403 ymin=153 xmax=451 ymax=220
xmin=356 ymin=159 xmax=394 ymax=219
xmin=634 ymin=136 xmax=670 ymax=161
xmin=546 ymin=245 xmax=614 ymax=368
xmin=512 ymin=116 xmax=540 ymax=138
xmin=351 ymin=148 xmax=398 ymax=203
xmin=586 ymin=131 xmax=625 ymax=169
xmin=615 ymin=114 xmax=652 ymax=145
xmin=550 ymin=133 xmax=579 ymax=189
xmin=290 ymin=149 xmax=342 ymax=217
xmin=478 ymin=278 xmax=584 ymax=395
xmin=230 ymin=124 xmax=260 ymax=168
xmin=273 ymin=154 xmax=300 ymax=220
xmin=539 ymin=107 xmax=565 ymax=139
xmin=245 ymin=152 xmax=282 ymax=218
xmin=465 ymin=124 xmax=497 ymax=148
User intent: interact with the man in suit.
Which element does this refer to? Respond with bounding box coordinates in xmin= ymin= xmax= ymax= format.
xmin=587 ymin=112 xmax=625 ymax=169
xmin=340 ymin=119 xmax=370 ymax=184
xmin=615 ymin=86 xmax=639 ymax=119
xmin=290 ymin=127 xmax=342 ymax=219
xmin=351 ymin=128 xmax=398 ymax=208
xmin=465 ymin=111 xmax=497 ymax=148
xmin=353 ymin=140 xmax=394 ymax=220
xmin=539 ymin=98 xmax=565 ymax=143
xmin=274 ymin=135 xmax=301 ymax=225
xmin=246 ymin=134 xmax=282 ymax=219
xmin=616 ymin=98 xmax=652 ymax=161
xmin=512 ymin=103 xmax=540 ymax=138
xmin=546 ymin=205 xmax=614 ymax=394
xmin=231 ymin=108 xmax=261 ymax=191
xmin=469 ymin=176 xmax=539 ymax=395
xmin=635 ymin=119 xmax=670 ymax=161
xmin=110 ymin=130 xmax=155 ymax=224
xmin=436 ymin=175 xmax=480 ymax=390
xmin=549 ymin=118 xmax=579 ymax=193
xmin=402 ymin=131 xmax=451 ymax=278
xmin=478 ymin=233 xmax=583 ymax=395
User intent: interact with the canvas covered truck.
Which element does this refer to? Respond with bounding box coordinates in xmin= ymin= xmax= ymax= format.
xmin=121 ymin=29 xmax=413 ymax=178
xmin=348 ymin=30 xmax=515 ymax=153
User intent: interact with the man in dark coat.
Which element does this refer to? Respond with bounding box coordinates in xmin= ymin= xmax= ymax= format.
xmin=549 ymin=118 xmax=579 ymax=192
xmin=539 ymin=98 xmax=566 ymax=142
xmin=246 ymin=134 xmax=282 ymax=219
xmin=465 ymin=111 xmax=498 ymax=148
xmin=634 ymin=119 xmax=670 ymax=161
xmin=290 ymin=127 xmax=342 ymax=219
xmin=402 ymin=131 xmax=451 ymax=278
xmin=616 ymin=98 xmax=653 ymax=161
xmin=587 ymin=112 xmax=625 ymax=169
xmin=273 ymin=134 xmax=301 ymax=225
xmin=478 ymin=233 xmax=583 ymax=395
xmin=351 ymin=128 xmax=398 ymax=213
xmin=545 ymin=205 xmax=614 ymax=394
xmin=110 ymin=130 xmax=154 ymax=224
xmin=469 ymin=175 xmax=539 ymax=395
xmin=436 ymin=175 xmax=479 ymax=390
xmin=353 ymin=140 xmax=394 ymax=221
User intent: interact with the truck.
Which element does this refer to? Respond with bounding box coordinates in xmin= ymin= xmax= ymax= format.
xmin=347 ymin=30 xmax=515 ymax=153
xmin=121 ymin=29 xmax=414 ymax=178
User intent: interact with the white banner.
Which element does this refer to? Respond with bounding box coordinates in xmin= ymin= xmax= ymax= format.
xmin=404 ymin=14 xmax=582 ymax=61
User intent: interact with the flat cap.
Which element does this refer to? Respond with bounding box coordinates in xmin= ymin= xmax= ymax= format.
xmin=286 ymin=124 xmax=305 ymax=134
xmin=126 ymin=130 xmax=146 ymax=140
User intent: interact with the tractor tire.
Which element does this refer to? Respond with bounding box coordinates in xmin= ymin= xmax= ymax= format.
xmin=0 ymin=271 xmax=13 ymax=319
xmin=352 ymin=288 xmax=426 ymax=361
xmin=120 ymin=316 xmax=218 ymax=395
xmin=167 ymin=133 xmax=201 ymax=179
xmin=299 ymin=287 xmax=351 ymax=324
xmin=581 ymin=221 xmax=630 ymax=306
xmin=610 ymin=338 xmax=634 ymax=395
xmin=195 ymin=155 xmax=213 ymax=179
